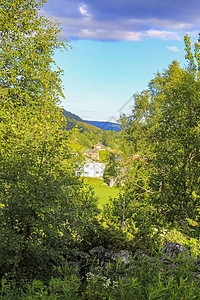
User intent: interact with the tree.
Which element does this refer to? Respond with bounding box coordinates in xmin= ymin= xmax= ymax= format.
xmin=103 ymin=152 xmax=120 ymax=186
xmin=150 ymin=69 xmax=200 ymax=224
xmin=0 ymin=0 xmax=68 ymax=107
xmin=0 ymin=0 xmax=98 ymax=283
xmin=121 ymin=36 xmax=200 ymax=228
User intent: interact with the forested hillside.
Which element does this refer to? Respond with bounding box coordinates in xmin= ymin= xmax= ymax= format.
xmin=61 ymin=108 xmax=122 ymax=150
xmin=61 ymin=109 xmax=84 ymax=130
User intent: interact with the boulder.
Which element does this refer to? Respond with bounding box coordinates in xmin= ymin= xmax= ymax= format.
xmin=88 ymin=246 xmax=133 ymax=271
xmin=162 ymin=242 xmax=189 ymax=259
xmin=89 ymin=245 xmax=106 ymax=259
xmin=111 ymin=250 xmax=132 ymax=264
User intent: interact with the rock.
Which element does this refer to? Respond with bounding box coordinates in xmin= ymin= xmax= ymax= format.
xmin=65 ymin=243 xmax=199 ymax=283
xmin=89 ymin=246 xmax=105 ymax=259
xmin=89 ymin=246 xmax=132 ymax=265
xmin=88 ymin=246 xmax=135 ymax=274
xmin=111 ymin=250 xmax=132 ymax=264
xmin=162 ymin=242 xmax=189 ymax=259
xmin=104 ymin=249 xmax=114 ymax=260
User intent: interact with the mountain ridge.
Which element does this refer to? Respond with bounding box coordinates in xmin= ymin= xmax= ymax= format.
xmin=61 ymin=109 xmax=121 ymax=132
xmin=61 ymin=108 xmax=121 ymax=150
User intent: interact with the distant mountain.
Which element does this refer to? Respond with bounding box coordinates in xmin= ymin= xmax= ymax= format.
xmin=61 ymin=109 xmax=86 ymax=131
xmin=61 ymin=109 xmax=121 ymax=132
xmin=61 ymin=109 xmax=84 ymax=122
xmin=60 ymin=109 xmax=121 ymax=150
xmin=61 ymin=109 xmax=106 ymax=133
xmin=84 ymin=120 xmax=121 ymax=132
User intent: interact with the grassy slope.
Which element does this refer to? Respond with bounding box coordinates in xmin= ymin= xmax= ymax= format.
xmin=84 ymin=178 xmax=120 ymax=209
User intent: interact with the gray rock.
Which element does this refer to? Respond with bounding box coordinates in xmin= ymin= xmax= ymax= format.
xmin=111 ymin=250 xmax=132 ymax=264
xmin=89 ymin=246 xmax=105 ymax=259
xmin=162 ymin=242 xmax=189 ymax=259
xmin=89 ymin=246 xmax=132 ymax=265
xmin=104 ymin=249 xmax=114 ymax=259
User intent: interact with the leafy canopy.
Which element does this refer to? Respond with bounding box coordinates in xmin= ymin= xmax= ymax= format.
xmin=120 ymin=35 xmax=200 ymax=229
xmin=0 ymin=0 xmax=99 ymax=283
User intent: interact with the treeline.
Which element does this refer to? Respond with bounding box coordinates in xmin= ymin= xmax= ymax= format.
xmin=61 ymin=109 xmax=122 ymax=150
xmin=69 ymin=125 xmax=122 ymax=150
xmin=101 ymin=35 xmax=200 ymax=274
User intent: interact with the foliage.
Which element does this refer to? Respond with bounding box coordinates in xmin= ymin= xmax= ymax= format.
xmin=163 ymin=228 xmax=200 ymax=258
xmin=1 ymin=4 xmax=200 ymax=297
xmin=120 ymin=36 xmax=200 ymax=230
xmin=1 ymin=253 xmax=200 ymax=299
xmin=98 ymin=149 xmax=107 ymax=161
xmin=0 ymin=0 xmax=69 ymax=107
xmin=0 ymin=0 xmax=100 ymax=283
xmin=0 ymin=80 xmax=99 ymax=284
xmin=103 ymin=152 xmax=120 ymax=185
xmin=102 ymin=194 xmax=162 ymax=253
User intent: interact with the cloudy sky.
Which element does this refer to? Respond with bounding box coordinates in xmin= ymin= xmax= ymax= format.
xmin=42 ymin=0 xmax=199 ymax=121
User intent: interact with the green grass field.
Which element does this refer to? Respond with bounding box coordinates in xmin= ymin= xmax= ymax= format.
xmin=84 ymin=177 xmax=120 ymax=209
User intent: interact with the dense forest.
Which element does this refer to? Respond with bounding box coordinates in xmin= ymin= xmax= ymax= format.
xmin=0 ymin=0 xmax=200 ymax=298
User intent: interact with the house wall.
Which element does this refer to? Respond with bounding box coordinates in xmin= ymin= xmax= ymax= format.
xmin=83 ymin=162 xmax=105 ymax=177
xmin=90 ymin=152 xmax=99 ymax=160
xmin=83 ymin=150 xmax=99 ymax=160
xmin=76 ymin=160 xmax=105 ymax=178
xmin=93 ymin=143 xmax=105 ymax=150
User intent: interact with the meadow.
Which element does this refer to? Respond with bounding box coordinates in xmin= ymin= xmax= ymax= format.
xmin=83 ymin=177 xmax=120 ymax=209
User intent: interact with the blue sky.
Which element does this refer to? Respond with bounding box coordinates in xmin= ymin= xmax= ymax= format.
xmin=42 ymin=0 xmax=199 ymax=121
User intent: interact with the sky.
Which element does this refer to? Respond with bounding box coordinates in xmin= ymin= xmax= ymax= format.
xmin=42 ymin=0 xmax=200 ymax=122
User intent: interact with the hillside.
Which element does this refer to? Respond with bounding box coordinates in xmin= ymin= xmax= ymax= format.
xmin=61 ymin=109 xmax=121 ymax=132
xmin=61 ymin=109 xmax=85 ymax=130
xmin=61 ymin=109 xmax=122 ymax=150
xmin=61 ymin=110 xmax=83 ymax=122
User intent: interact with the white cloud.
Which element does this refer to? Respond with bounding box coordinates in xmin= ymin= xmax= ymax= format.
xmin=77 ymin=28 xmax=181 ymax=41
xmin=148 ymin=18 xmax=193 ymax=30
xmin=80 ymin=29 xmax=96 ymax=37
xmin=144 ymin=30 xmax=181 ymax=41
xmin=79 ymin=28 xmax=141 ymax=41
xmin=79 ymin=3 xmax=92 ymax=18
xmin=52 ymin=14 xmax=182 ymax=42
xmin=43 ymin=0 xmax=200 ymax=41
xmin=166 ymin=46 xmax=180 ymax=52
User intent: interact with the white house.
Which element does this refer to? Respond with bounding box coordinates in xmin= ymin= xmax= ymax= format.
xmin=76 ymin=158 xmax=105 ymax=178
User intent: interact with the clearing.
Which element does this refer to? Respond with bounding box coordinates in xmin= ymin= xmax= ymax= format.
xmin=84 ymin=178 xmax=120 ymax=209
